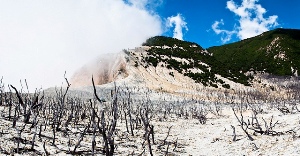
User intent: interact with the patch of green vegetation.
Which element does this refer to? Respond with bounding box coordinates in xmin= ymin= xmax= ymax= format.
xmin=222 ymin=84 xmax=230 ymax=89
xmin=134 ymin=61 xmax=139 ymax=67
xmin=142 ymin=36 xmax=203 ymax=51
xmin=145 ymin=56 xmax=159 ymax=67
xmin=208 ymin=28 xmax=300 ymax=76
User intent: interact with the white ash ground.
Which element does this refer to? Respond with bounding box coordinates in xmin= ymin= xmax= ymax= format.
xmin=1 ymin=98 xmax=300 ymax=155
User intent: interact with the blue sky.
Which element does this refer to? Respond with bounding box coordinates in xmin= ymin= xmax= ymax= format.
xmin=155 ymin=0 xmax=300 ymax=48
xmin=0 ymin=0 xmax=299 ymax=90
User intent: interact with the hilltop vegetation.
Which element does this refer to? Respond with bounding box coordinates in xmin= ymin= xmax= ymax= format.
xmin=142 ymin=36 xmax=251 ymax=88
xmin=208 ymin=28 xmax=300 ymax=76
xmin=140 ymin=28 xmax=300 ymax=89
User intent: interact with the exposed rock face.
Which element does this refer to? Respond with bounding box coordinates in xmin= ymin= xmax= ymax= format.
xmin=70 ymin=52 xmax=128 ymax=87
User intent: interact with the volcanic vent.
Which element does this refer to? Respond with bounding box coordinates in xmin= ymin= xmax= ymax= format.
xmin=70 ymin=52 xmax=128 ymax=87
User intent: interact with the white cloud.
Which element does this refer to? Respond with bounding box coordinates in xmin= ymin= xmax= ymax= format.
xmin=212 ymin=19 xmax=236 ymax=43
xmin=212 ymin=0 xmax=278 ymax=42
xmin=0 ymin=0 xmax=162 ymax=91
xmin=167 ymin=14 xmax=188 ymax=40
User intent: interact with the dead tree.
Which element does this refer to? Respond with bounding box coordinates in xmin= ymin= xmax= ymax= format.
xmin=10 ymin=85 xmax=31 ymax=124
xmin=14 ymin=124 xmax=26 ymax=153
xmin=209 ymin=100 xmax=222 ymax=117
xmin=249 ymin=109 xmax=263 ymax=135
xmin=162 ymin=126 xmax=172 ymax=146
xmin=262 ymin=116 xmax=279 ymax=135
xmin=122 ymin=100 xmax=129 ymax=133
xmin=54 ymin=72 xmax=71 ymax=131
xmin=90 ymin=99 xmax=97 ymax=155
xmin=43 ymin=142 xmax=50 ymax=156
xmin=246 ymin=107 xmax=282 ymax=136
xmin=73 ymin=125 xmax=89 ymax=154
xmin=194 ymin=108 xmax=208 ymax=125
xmin=277 ymin=105 xmax=290 ymax=115
xmin=140 ymin=103 xmax=154 ymax=156
xmin=31 ymin=120 xmax=39 ymax=150
xmin=232 ymin=107 xmax=254 ymax=141
xmin=231 ymin=125 xmax=237 ymax=142
xmin=92 ymin=76 xmax=118 ymax=156
xmin=126 ymin=91 xmax=134 ymax=136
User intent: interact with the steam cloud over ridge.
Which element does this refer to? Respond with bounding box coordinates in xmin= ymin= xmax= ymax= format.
xmin=167 ymin=14 xmax=188 ymax=41
xmin=0 ymin=0 xmax=162 ymax=91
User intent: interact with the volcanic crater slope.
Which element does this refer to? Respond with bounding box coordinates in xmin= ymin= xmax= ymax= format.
xmin=69 ymin=29 xmax=300 ymax=100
